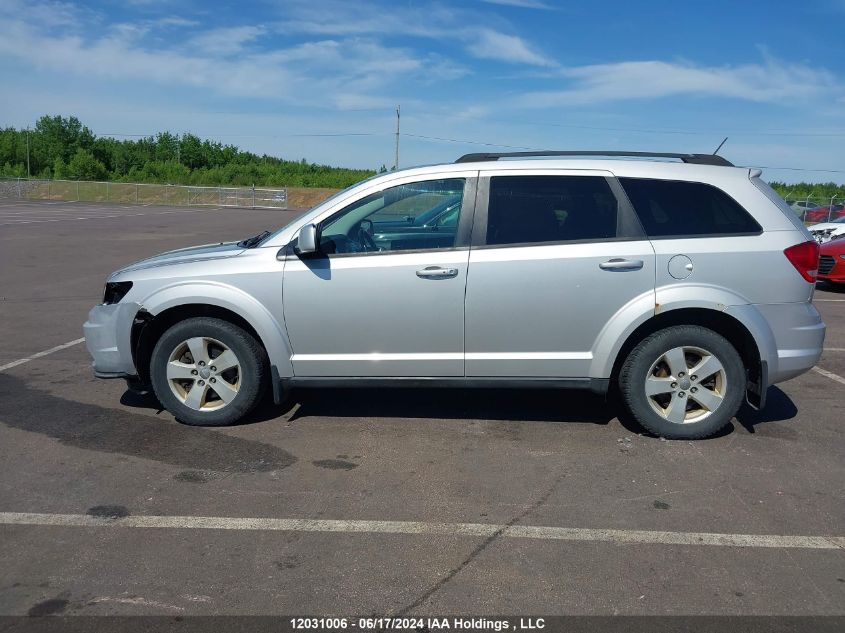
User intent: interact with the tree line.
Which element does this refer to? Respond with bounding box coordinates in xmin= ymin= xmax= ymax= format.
xmin=1 ymin=115 xmax=842 ymax=197
xmin=0 ymin=115 xmax=377 ymax=189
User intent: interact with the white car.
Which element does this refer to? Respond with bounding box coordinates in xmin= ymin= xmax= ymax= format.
xmin=809 ymin=217 xmax=845 ymax=243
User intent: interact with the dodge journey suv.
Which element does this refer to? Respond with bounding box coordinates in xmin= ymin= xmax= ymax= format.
xmin=84 ymin=151 xmax=825 ymax=439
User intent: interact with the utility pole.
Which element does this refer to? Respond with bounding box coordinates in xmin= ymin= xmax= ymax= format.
xmin=394 ymin=104 xmax=400 ymax=171
xmin=26 ymin=126 xmax=31 ymax=178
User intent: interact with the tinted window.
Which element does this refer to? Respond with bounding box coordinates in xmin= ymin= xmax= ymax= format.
xmin=620 ymin=178 xmax=761 ymax=238
xmin=319 ymin=178 xmax=465 ymax=255
xmin=486 ymin=176 xmax=619 ymax=246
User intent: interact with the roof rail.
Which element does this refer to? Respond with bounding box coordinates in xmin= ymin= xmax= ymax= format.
xmin=454 ymin=151 xmax=734 ymax=167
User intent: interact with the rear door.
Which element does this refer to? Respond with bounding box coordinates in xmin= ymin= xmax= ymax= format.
xmin=464 ymin=170 xmax=656 ymax=378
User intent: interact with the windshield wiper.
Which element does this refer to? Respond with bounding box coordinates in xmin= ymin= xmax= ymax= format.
xmin=237 ymin=230 xmax=271 ymax=248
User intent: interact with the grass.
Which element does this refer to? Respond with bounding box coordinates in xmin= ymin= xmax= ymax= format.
xmin=15 ymin=180 xmax=341 ymax=209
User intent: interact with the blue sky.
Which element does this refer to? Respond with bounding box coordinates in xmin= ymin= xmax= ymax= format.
xmin=1 ymin=0 xmax=844 ymax=182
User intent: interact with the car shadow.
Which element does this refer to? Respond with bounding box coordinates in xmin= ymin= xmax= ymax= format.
xmin=119 ymin=388 xmax=298 ymax=426
xmin=122 ymin=385 xmax=616 ymax=426
xmin=287 ymin=387 xmax=615 ymax=425
xmin=120 ymin=382 xmax=799 ymax=436
xmin=733 ymin=386 xmax=799 ymax=433
xmin=0 ymin=374 xmax=297 ymax=472
xmin=614 ymin=385 xmax=799 ymax=439
xmin=816 ymin=280 xmax=845 ymax=294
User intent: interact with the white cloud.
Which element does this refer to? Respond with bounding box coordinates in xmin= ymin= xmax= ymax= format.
xmin=275 ymin=1 xmax=554 ymax=68
xmin=514 ymin=58 xmax=839 ymax=106
xmin=466 ymin=28 xmax=555 ymax=66
xmin=189 ymin=26 xmax=266 ymax=55
xmin=274 ymin=1 xmax=458 ymax=39
xmin=154 ymin=16 xmax=199 ymax=28
xmin=0 ymin=0 xmax=82 ymax=27
xmin=110 ymin=22 xmax=149 ymax=41
xmin=480 ymin=0 xmax=552 ymax=9
xmin=0 ymin=14 xmax=456 ymax=105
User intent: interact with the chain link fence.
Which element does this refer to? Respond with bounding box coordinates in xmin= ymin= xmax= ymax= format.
xmin=0 ymin=178 xmax=287 ymax=209
xmin=782 ymin=195 xmax=844 ymax=224
xmin=1 ymin=178 xmax=840 ymax=223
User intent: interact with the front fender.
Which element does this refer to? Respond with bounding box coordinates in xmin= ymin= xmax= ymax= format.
xmin=139 ymin=281 xmax=294 ymax=377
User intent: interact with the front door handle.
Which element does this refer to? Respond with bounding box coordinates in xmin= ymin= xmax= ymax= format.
xmin=599 ymin=258 xmax=644 ymax=271
xmin=416 ymin=266 xmax=459 ymax=279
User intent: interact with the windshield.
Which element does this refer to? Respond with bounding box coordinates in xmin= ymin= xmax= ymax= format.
xmin=261 ymin=173 xmax=385 ymax=244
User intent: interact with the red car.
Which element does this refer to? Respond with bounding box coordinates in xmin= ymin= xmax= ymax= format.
xmin=818 ymin=237 xmax=845 ymax=285
xmin=806 ymin=204 xmax=845 ymax=223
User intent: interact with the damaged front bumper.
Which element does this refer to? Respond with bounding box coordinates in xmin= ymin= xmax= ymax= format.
xmin=82 ymin=302 xmax=141 ymax=378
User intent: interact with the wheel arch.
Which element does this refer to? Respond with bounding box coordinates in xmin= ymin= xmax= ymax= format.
xmin=131 ymin=283 xmax=292 ymax=383
xmin=603 ymin=307 xmax=767 ymax=389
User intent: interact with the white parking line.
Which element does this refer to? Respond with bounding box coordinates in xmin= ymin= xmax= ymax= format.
xmin=0 ymin=208 xmax=212 ymax=226
xmin=1 ymin=511 xmax=842 ymax=550
xmin=812 ymin=366 xmax=845 ymax=386
xmin=814 ymin=299 xmax=845 ymax=302
xmin=0 ymin=207 xmax=291 ymax=224
xmin=0 ymin=338 xmax=85 ymax=372
xmin=824 ymin=348 xmax=845 ymax=352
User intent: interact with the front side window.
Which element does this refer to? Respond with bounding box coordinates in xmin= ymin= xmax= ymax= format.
xmin=319 ymin=178 xmax=465 ymax=255
xmin=619 ymin=178 xmax=762 ymax=238
xmin=486 ymin=176 xmax=619 ymax=246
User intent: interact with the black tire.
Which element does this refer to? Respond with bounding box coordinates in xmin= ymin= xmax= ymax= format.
xmin=150 ymin=317 xmax=268 ymax=426
xmin=618 ymin=325 xmax=745 ymax=440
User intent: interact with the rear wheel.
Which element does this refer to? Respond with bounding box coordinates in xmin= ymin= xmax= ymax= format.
xmin=619 ymin=325 xmax=745 ymax=439
xmin=150 ymin=317 xmax=268 ymax=426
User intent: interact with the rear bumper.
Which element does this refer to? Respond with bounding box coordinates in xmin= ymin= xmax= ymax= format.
xmin=753 ymin=302 xmax=825 ymax=384
xmin=82 ymin=302 xmax=140 ymax=378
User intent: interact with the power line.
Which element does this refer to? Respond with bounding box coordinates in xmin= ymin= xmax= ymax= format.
xmin=401 ymin=133 xmax=546 ymax=151
xmin=75 ymin=128 xmax=845 ymax=175
xmin=402 ymin=133 xmax=845 ymax=174
xmin=480 ymin=119 xmax=845 ymax=138
xmin=96 ymin=131 xmax=389 ymax=138
xmin=748 ymin=165 xmax=845 ymax=174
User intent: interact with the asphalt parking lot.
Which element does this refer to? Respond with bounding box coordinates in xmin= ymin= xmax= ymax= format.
xmin=0 ymin=199 xmax=843 ymax=619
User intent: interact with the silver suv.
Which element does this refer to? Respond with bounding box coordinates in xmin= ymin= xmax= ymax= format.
xmin=84 ymin=151 xmax=826 ymax=439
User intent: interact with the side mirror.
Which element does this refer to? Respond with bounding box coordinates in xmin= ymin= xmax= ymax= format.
xmin=294 ymin=223 xmax=319 ymax=256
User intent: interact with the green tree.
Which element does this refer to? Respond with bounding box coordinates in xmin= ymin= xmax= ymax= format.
xmin=32 ymin=115 xmax=95 ymax=174
xmin=53 ymin=157 xmax=67 ymax=180
xmin=179 ymin=133 xmax=204 ymax=169
xmin=0 ymin=114 xmax=379 ymax=187
xmin=155 ymin=132 xmax=179 ymax=162
xmin=65 ymin=148 xmax=107 ymax=181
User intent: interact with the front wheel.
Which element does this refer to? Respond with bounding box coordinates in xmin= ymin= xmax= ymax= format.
xmin=618 ymin=325 xmax=745 ymax=439
xmin=150 ymin=317 xmax=268 ymax=426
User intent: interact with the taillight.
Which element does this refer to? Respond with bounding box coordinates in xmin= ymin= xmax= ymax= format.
xmin=783 ymin=240 xmax=820 ymax=282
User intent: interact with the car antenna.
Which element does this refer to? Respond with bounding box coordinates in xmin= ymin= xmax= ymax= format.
xmin=713 ymin=137 xmax=728 ymax=155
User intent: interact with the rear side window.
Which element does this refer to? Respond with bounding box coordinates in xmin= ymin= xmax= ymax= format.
xmin=486 ymin=175 xmax=619 ymax=246
xmin=619 ymin=178 xmax=761 ymax=238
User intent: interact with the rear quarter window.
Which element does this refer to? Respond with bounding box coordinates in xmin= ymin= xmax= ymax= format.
xmin=619 ymin=178 xmax=762 ymax=238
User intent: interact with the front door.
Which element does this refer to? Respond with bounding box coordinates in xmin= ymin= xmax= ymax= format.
xmin=283 ymin=175 xmax=476 ymax=377
xmin=464 ymin=171 xmax=656 ymax=378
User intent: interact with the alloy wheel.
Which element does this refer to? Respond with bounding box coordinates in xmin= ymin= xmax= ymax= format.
xmin=644 ymin=345 xmax=727 ymax=424
xmin=166 ymin=337 xmax=241 ymax=411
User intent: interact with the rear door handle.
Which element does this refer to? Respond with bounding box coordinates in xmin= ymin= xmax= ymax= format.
xmin=416 ymin=266 xmax=459 ymax=279
xmin=599 ymin=258 xmax=644 ymax=271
